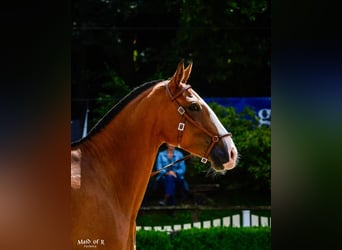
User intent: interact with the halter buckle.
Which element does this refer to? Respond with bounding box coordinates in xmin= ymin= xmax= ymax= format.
xmin=200 ymin=157 xmax=208 ymax=164
xmin=177 ymin=106 xmax=186 ymax=115
xmin=178 ymin=122 xmax=185 ymax=131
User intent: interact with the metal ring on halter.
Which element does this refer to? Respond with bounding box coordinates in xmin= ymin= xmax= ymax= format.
xmin=177 ymin=106 xmax=186 ymax=115
xmin=212 ymin=136 xmax=219 ymax=142
xmin=200 ymin=157 xmax=208 ymax=164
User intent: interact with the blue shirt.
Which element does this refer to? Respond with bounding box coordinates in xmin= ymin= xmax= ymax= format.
xmin=155 ymin=148 xmax=186 ymax=181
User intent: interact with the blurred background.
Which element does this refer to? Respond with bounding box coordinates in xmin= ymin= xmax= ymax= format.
xmin=71 ymin=0 xmax=271 ymax=221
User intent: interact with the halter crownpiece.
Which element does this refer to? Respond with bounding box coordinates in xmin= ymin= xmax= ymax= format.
xmin=164 ymin=82 xmax=232 ymax=164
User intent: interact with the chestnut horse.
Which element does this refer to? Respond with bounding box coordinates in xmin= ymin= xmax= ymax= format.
xmin=71 ymin=61 xmax=238 ymax=249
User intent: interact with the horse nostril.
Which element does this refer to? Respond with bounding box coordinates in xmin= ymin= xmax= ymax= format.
xmin=230 ymin=148 xmax=235 ymax=161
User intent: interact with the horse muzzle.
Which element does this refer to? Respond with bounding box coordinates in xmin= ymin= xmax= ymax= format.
xmin=210 ymin=138 xmax=238 ymax=172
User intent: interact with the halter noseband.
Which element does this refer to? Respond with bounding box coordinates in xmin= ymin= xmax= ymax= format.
xmin=165 ymin=82 xmax=232 ymax=164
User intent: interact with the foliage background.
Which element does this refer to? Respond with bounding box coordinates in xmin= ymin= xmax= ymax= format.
xmin=72 ymin=0 xmax=271 ymax=196
xmin=72 ymin=0 xmax=270 ymax=124
xmin=185 ymin=104 xmax=271 ymax=192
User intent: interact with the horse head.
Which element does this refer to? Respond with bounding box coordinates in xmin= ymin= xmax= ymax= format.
xmin=164 ymin=60 xmax=238 ymax=172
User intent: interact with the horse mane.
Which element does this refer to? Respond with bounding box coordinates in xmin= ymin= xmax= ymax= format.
xmin=71 ymin=79 xmax=164 ymax=146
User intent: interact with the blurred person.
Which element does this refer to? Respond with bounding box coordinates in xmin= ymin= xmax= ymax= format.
xmin=155 ymin=143 xmax=189 ymax=206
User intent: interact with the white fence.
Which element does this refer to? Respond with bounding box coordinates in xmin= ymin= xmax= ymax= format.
xmin=136 ymin=210 xmax=271 ymax=233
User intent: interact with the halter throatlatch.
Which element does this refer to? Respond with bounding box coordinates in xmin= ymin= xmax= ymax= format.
xmin=165 ymin=83 xmax=232 ymax=164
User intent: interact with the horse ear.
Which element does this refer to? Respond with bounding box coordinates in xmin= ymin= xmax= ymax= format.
xmin=182 ymin=61 xmax=193 ymax=83
xmin=174 ymin=59 xmax=185 ymax=83
xmin=169 ymin=60 xmax=185 ymax=90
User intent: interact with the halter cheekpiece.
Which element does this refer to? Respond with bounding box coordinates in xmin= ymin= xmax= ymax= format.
xmin=165 ymin=82 xmax=232 ymax=164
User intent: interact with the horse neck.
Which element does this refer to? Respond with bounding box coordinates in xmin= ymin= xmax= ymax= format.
xmin=79 ymin=87 xmax=165 ymax=207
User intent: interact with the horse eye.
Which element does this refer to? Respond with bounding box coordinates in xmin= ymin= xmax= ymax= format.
xmin=188 ymin=103 xmax=200 ymax=111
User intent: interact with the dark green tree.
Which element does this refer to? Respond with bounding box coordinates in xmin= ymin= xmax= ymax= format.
xmin=72 ymin=1 xmax=270 ymax=194
xmin=72 ymin=0 xmax=270 ymax=122
xmin=187 ymin=103 xmax=271 ymax=191
xmin=91 ymin=68 xmax=131 ymax=127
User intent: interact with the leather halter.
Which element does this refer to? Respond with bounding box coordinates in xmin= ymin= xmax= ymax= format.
xmin=165 ymin=82 xmax=232 ymax=164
